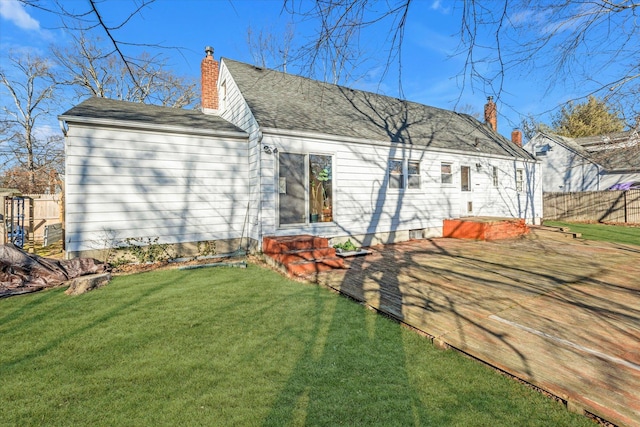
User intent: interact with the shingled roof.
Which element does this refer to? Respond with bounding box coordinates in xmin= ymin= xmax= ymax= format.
xmin=223 ymin=59 xmax=533 ymax=160
xmin=59 ymin=97 xmax=246 ymax=135
xmin=540 ymin=131 xmax=640 ymax=172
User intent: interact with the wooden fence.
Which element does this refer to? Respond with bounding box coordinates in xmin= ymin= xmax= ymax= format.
xmin=4 ymin=194 xmax=63 ymax=244
xmin=543 ymin=190 xmax=640 ymax=223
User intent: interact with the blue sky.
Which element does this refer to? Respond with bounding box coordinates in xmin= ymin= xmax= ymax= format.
xmin=0 ymin=0 xmax=611 ymax=141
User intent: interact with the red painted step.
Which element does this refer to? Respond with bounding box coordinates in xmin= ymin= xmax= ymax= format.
xmin=443 ymin=217 xmax=530 ymax=241
xmin=268 ymin=248 xmax=337 ymax=265
xmin=263 ymin=235 xmax=346 ymax=277
xmin=286 ymin=257 xmax=345 ymax=276
xmin=263 ymin=235 xmax=329 ymax=254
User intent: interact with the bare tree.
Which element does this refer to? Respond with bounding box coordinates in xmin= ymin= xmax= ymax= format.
xmin=282 ymin=1 xmax=639 ymax=120
xmin=52 ymin=32 xmax=197 ymax=107
xmin=19 ymin=0 xmax=158 ymax=89
xmin=0 ymin=52 xmax=62 ymax=193
xmin=282 ymin=0 xmax=410 ymax=85
xmin=454 ymin=103 xmax=482 ymax=120
xmin=519 ymin=113 xmax=551 ymax=142
xmin=247 ymin=23 xmax=296 ymax=72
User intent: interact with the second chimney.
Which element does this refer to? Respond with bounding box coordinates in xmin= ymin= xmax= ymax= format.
xmin=484 ymin=96 xmax=497 ymax=132
xmin=201 ymin=46 xmax=219 ymax=112
xmin=511 ymin=129 xmax=523 ymax=147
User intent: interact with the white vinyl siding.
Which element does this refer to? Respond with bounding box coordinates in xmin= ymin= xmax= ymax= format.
xmin=65 ymin=124 xmax=249 ymax=254
xmin=218 ymin=60 xmax=263 ymax=242
xmin=259 ymin=133 xmax=542 ymax=241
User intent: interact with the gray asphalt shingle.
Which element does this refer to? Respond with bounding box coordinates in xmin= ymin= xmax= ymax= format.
xmin=60 ymin=97 xmax=246 ymax=134
xmin=543 ymin=131 xmax=640 ymax=172
xmin=223 ymin=58 xmax=533 ymax=159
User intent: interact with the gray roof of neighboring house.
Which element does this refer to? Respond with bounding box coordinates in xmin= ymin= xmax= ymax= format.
xmin=539 ymin=131 xmax=640 ymax=172
xmin=59 ymin=97 xmax=246 ymax=135
xmin=223 ymin=59 xmax=534 ymax=160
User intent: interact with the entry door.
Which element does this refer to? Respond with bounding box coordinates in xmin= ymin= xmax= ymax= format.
xmin=278 ymin=153 xmax=306 ymax=225
xmin=460 ymin=165 xmax=473 ymax=216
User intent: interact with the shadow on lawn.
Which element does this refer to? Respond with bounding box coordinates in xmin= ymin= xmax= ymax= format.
xmin=0 ymin=274 xmax=177 ymax=371
xmin=261 ymin=283 xmax=426 ymax=425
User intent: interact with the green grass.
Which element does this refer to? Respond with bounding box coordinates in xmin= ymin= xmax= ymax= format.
xmin=544 ymin=220 xmax=640 ymax=246
xmin=1 ymin=265 xmax=592 ymax=426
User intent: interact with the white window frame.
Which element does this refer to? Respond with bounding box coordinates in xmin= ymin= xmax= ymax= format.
xmin=389 ymin=159 xmax=422 ymax=191
xmin=388 ymin=159 xmax=404 ymax=190
xmin=461 ymin=165 xmax=471 ymax=192
xmin=492 ymin=166 xmax=499 ymax=187
xmin=408 ymin=161 xmax=421 ymax=189
xmin=441 ymin=162 xmax=453 ymax=185
xmin=516 ymin=169 xmax=524 ymax=192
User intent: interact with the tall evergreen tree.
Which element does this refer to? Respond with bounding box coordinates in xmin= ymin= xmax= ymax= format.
xmin=552 ymin=96 xmax=625 ymax=137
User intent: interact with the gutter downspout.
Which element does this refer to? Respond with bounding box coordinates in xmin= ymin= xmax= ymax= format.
xmin=257 ymin=129 xmax=264 ymax=251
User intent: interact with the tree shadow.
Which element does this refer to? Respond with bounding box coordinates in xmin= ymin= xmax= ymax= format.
xmin=0 ymin=274 xmax=177 ymax=371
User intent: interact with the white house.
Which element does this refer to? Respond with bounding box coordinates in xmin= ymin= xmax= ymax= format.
xmin=526 ymin=131 xmax=640 ymax=192
xmin=59 ymin=47 xmax=542 ymax=259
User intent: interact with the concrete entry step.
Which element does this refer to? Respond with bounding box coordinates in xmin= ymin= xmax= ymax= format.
xmin=263 ymin=235 xmax=347 ymax=277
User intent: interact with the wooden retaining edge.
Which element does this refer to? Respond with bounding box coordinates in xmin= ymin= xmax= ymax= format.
xmin=530 ymin=226 xmax=582 ymax=239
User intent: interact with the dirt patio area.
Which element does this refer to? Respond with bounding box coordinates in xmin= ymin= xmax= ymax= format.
xmin=312 ymin=229 xmax=640 ymax=427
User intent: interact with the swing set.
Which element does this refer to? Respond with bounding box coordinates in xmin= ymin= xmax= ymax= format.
xmin=2 ymin=192 xmax=34 ymax=251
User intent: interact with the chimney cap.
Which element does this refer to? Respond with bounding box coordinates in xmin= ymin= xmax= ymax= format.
xmin=205 ymin=46 xmax=214 ymax=57
xmin=487 ymin=95 xmax=494 ymax=102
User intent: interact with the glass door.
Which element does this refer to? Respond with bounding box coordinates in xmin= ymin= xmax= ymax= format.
xmin=278 ymin=153 xmax=306 ymax=225
xmin=309 ymin=154 xmax=333 ymax=223
xmin=460 ymin=165 xmax=473 ymax=215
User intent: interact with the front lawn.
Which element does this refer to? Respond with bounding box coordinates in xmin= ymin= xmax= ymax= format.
xmin=0 ymin=264 xmax=591 ymax=426
xmin=544 ymin=220 xmax=640 ymax=246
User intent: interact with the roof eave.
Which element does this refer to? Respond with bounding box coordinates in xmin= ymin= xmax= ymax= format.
xmin=58 ymin=114 xmax=248 ymax=139
xmin=261 ymin=126 xmax=536 ymax=162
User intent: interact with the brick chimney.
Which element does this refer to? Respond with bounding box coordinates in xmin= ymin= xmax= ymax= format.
xmin=511 ymin=129 xmax=523 ymax=147
xmin=484 ymin=96 xmax=497 ymax=132
xmin=201 ymin=46 xmax=219 ymax=111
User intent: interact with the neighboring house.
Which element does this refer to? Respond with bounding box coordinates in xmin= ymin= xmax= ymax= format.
xmin=59 ymin=47 xmax=542 ymax=259
xmin=526 ymin=130 xmax=640 ymax=192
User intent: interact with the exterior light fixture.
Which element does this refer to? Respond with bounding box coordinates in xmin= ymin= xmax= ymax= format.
xmin=263 ymin=145 xmax=278 ymax=154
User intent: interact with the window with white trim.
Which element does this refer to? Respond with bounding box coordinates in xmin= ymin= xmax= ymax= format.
xmin=461 ymin=166 xmax=471 ymax=192
xmin=408 ymin=161 xmax=421 ymax=189
xmin=388 ymin=159 xmax=422 ymax=190
xmin=492 ymin=166 xmax=499 ymax=187
xmin=516 ymin=169 xmax=524 ymax=192
xmin=388 ymin=160 xmax=404 ymax=189
xmin=441 ymin=162 xmax=453 ymax=184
